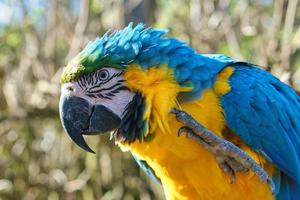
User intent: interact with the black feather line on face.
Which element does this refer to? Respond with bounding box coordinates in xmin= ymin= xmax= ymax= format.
xmin=90 ymin=82 xmax=122 ymax=93
xmin=77 ymin=70 xmax=124 ymax=92
xmin=105 ymin=86 xmax=129 ymax=97
xmin=116 ymin=93 xmax=147 ymax=143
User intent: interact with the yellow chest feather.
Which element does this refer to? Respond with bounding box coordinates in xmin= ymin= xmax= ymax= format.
xmin=120 ymin=66 xmax=274 ymax=200
xmin=120 ymin=89 xmax=274 ymax=200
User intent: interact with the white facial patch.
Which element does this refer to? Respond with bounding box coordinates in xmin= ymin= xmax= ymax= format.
xmin=61 ymin=68 xmax=135 ymax=118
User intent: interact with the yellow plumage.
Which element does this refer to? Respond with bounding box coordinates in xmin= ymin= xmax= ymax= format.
xmin=120 ymin=65 xmax=275 ymax=200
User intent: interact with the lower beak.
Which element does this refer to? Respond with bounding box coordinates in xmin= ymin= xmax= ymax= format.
xmin=59 ymin=94 xmax=121 ymax=153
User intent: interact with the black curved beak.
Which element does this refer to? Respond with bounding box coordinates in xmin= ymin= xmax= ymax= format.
xmin=59 ymin=94 xmax=121 ymax=153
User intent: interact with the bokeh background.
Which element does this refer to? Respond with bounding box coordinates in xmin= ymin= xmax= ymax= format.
xmin=0 ymin=0 xmax=299 ymax=199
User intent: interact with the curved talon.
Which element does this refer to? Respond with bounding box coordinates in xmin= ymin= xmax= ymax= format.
xmin=226 ymin=158 xmax=249 ymax=173
xmin=171 ymin=108 xmax=180 ymax=115
xmin=218 ymin=161 xmax=236 ymax=184
xmin=267 ymin=178 xmax=276 ymax=194
xmin=178 ymin=127 xmax=189 ymax=137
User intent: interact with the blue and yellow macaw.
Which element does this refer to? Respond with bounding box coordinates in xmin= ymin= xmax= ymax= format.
xmin=59 ymin=23 xmax=300 ymax=200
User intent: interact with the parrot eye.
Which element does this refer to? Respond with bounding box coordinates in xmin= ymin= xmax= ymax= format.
xmin=98 ymin=69 xmax=110 ymax=81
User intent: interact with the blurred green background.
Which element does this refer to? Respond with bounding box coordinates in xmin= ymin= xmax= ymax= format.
xmin=0 ymin=0 xmax=299 ymax=199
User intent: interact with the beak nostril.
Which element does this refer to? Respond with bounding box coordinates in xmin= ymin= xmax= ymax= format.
xmin=66 ymin=86 xmax=75 ymax=92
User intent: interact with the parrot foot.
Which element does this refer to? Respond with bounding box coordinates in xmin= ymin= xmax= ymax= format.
xmin=172 ymin=108 xmax=275 ymax=194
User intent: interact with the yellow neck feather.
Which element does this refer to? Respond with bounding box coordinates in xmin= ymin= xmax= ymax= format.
xmin=124 ymin=65 xmax=190 ymax=136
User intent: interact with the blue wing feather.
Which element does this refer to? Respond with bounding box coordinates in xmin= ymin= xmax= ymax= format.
xmin=220 ymin=64 xmax=300 ymax=199
xmin=132 ymin=154 xmax=161 ymax=184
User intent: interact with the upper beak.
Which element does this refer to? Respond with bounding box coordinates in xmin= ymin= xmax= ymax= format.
xmin=59 ymin=94 xmax=121 ymax=153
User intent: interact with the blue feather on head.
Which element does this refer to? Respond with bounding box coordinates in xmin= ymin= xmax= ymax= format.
xmin=61 ymin=23 xmax=237 ymax=100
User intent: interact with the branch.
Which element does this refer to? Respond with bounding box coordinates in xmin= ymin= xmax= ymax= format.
xmin=280 ymin=0 xmax=299 ymax=85
xmin=66 ymin=0 xmax=90 ymax=61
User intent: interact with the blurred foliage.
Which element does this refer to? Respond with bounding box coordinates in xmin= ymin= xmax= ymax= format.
xmin=0 ymin=0 xmax=299 ymax=199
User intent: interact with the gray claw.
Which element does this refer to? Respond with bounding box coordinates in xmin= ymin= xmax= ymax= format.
xmin=267 ymin=178 xmax=276 ymax=194
xmin=178 ymin=127 xmax=189 ymax=137
xmin=219 ymin=161 xmax=236 ymax=184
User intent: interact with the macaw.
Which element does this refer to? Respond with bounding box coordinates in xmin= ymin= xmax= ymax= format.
xmin=59 ymin=23 xmax=300 ymax=200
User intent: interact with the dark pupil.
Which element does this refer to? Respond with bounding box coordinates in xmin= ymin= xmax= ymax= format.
xmin=100 ymin=71 xmax=108 ymax=79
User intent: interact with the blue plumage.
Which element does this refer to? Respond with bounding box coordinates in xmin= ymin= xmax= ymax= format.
xmin=220 ymin=64 xmax=300 ymax=199
xmin=77 ymin=23 xmax=238 ymax=99
xmin=132 ymin=154 xmax=161 ymax=184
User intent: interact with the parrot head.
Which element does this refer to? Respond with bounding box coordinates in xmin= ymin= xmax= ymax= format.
xmin=59 ymin=67 xmax=133 ymax=153
xmin=59 ymin=23 xmax=218 ymax=152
